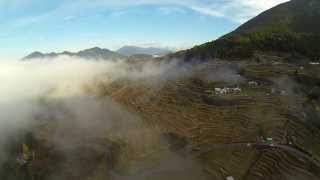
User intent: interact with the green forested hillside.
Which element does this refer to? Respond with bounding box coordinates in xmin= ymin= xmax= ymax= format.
xmin=174 ymin=0 xmax=320 ymax=61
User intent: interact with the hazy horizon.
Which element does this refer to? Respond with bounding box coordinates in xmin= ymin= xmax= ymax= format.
xmin=0 ymin=0 xmax=289 ymax=60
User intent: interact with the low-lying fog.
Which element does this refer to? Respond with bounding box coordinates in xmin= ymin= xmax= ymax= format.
xmin=1 ymin=55 xmax=308 ymax=179
xmin=0 ymin=56 xmax=218 ymax=179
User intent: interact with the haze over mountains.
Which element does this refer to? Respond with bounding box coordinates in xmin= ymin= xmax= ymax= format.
xmin=25 ymin=0 xmax=320 ymax=63
xmin=117 ymin=46 xmax=172 ymax=57
xmin=23 ymin=47 xmax=124 ymax=60
xmin=23 ymin=46 xmax=172 ymax=60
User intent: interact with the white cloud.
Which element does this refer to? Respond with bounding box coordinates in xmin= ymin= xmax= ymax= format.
xmin=63 ymin=15 xmax=76 ymax=21
xmin=239 ymin=0 xmax=289 ymax=11
xmin=220 ymin=0 xmax=290 ymax=23
xmin=12 ymin=13 xmax=49 ymax=27
xmin=190 ymin=6 xmax=224 ymax=17
xmin=5 ymin=0 xmax=290 ymax=26
xmin=83 ymin=0 xmax=290 ymax=23
xmin=158 ymin=6 xmax=186 ymax=15
xmin=109 ymin=10 xmax=130 ymax=18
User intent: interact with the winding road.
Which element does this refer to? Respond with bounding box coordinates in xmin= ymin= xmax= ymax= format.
xmin=188 ymin=141 xmax=320 ymax=167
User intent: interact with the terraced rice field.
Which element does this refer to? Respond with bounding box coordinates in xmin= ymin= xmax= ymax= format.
xmin=2 ymin=62 xmax=320 ymax=180
xmin=96 ymin=62 xmax=320 ymax=179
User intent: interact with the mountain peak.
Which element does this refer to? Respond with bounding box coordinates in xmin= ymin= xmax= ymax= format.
xmin=22 ymin=51 xmax=45 ymax=60
xmin=84 ymin=47 xmax=106 ymax=51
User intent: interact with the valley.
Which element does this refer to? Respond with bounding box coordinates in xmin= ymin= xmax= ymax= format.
xmin=1 ymin=0 xmax=320 ymax=179
xmin=2 ymin=58 xmax=320 ymax=180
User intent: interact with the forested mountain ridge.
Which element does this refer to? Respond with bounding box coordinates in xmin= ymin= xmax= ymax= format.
xmin=171 ymin=0 xmax=320 ymax=62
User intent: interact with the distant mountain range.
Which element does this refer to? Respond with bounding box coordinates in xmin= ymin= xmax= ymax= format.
xmin=116 ymin=46 xmax=172 ymax=57
xmin=23 ymin=46 xmax=172 ymax=60
xmin=23 ymin=47 xmax=125 ymax=60
xmin=26 ymin=0 xmax=320 ymax=63
xmin=172 ymin=0 xmax=320 ymax=62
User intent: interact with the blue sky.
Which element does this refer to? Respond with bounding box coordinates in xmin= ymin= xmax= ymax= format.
xmin=0 ymin=0 xmax=288 ymax=59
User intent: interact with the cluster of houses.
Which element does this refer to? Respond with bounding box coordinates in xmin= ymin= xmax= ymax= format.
xmin=248 ymin=81 xmax=259 ymax=86
xmin=214 ymin=87 xmax=242 ymax=95
xmin=310 ymin=62 xmax=320 ymax=65
xmin=204 ymin=80 xmax=262 ymax=96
